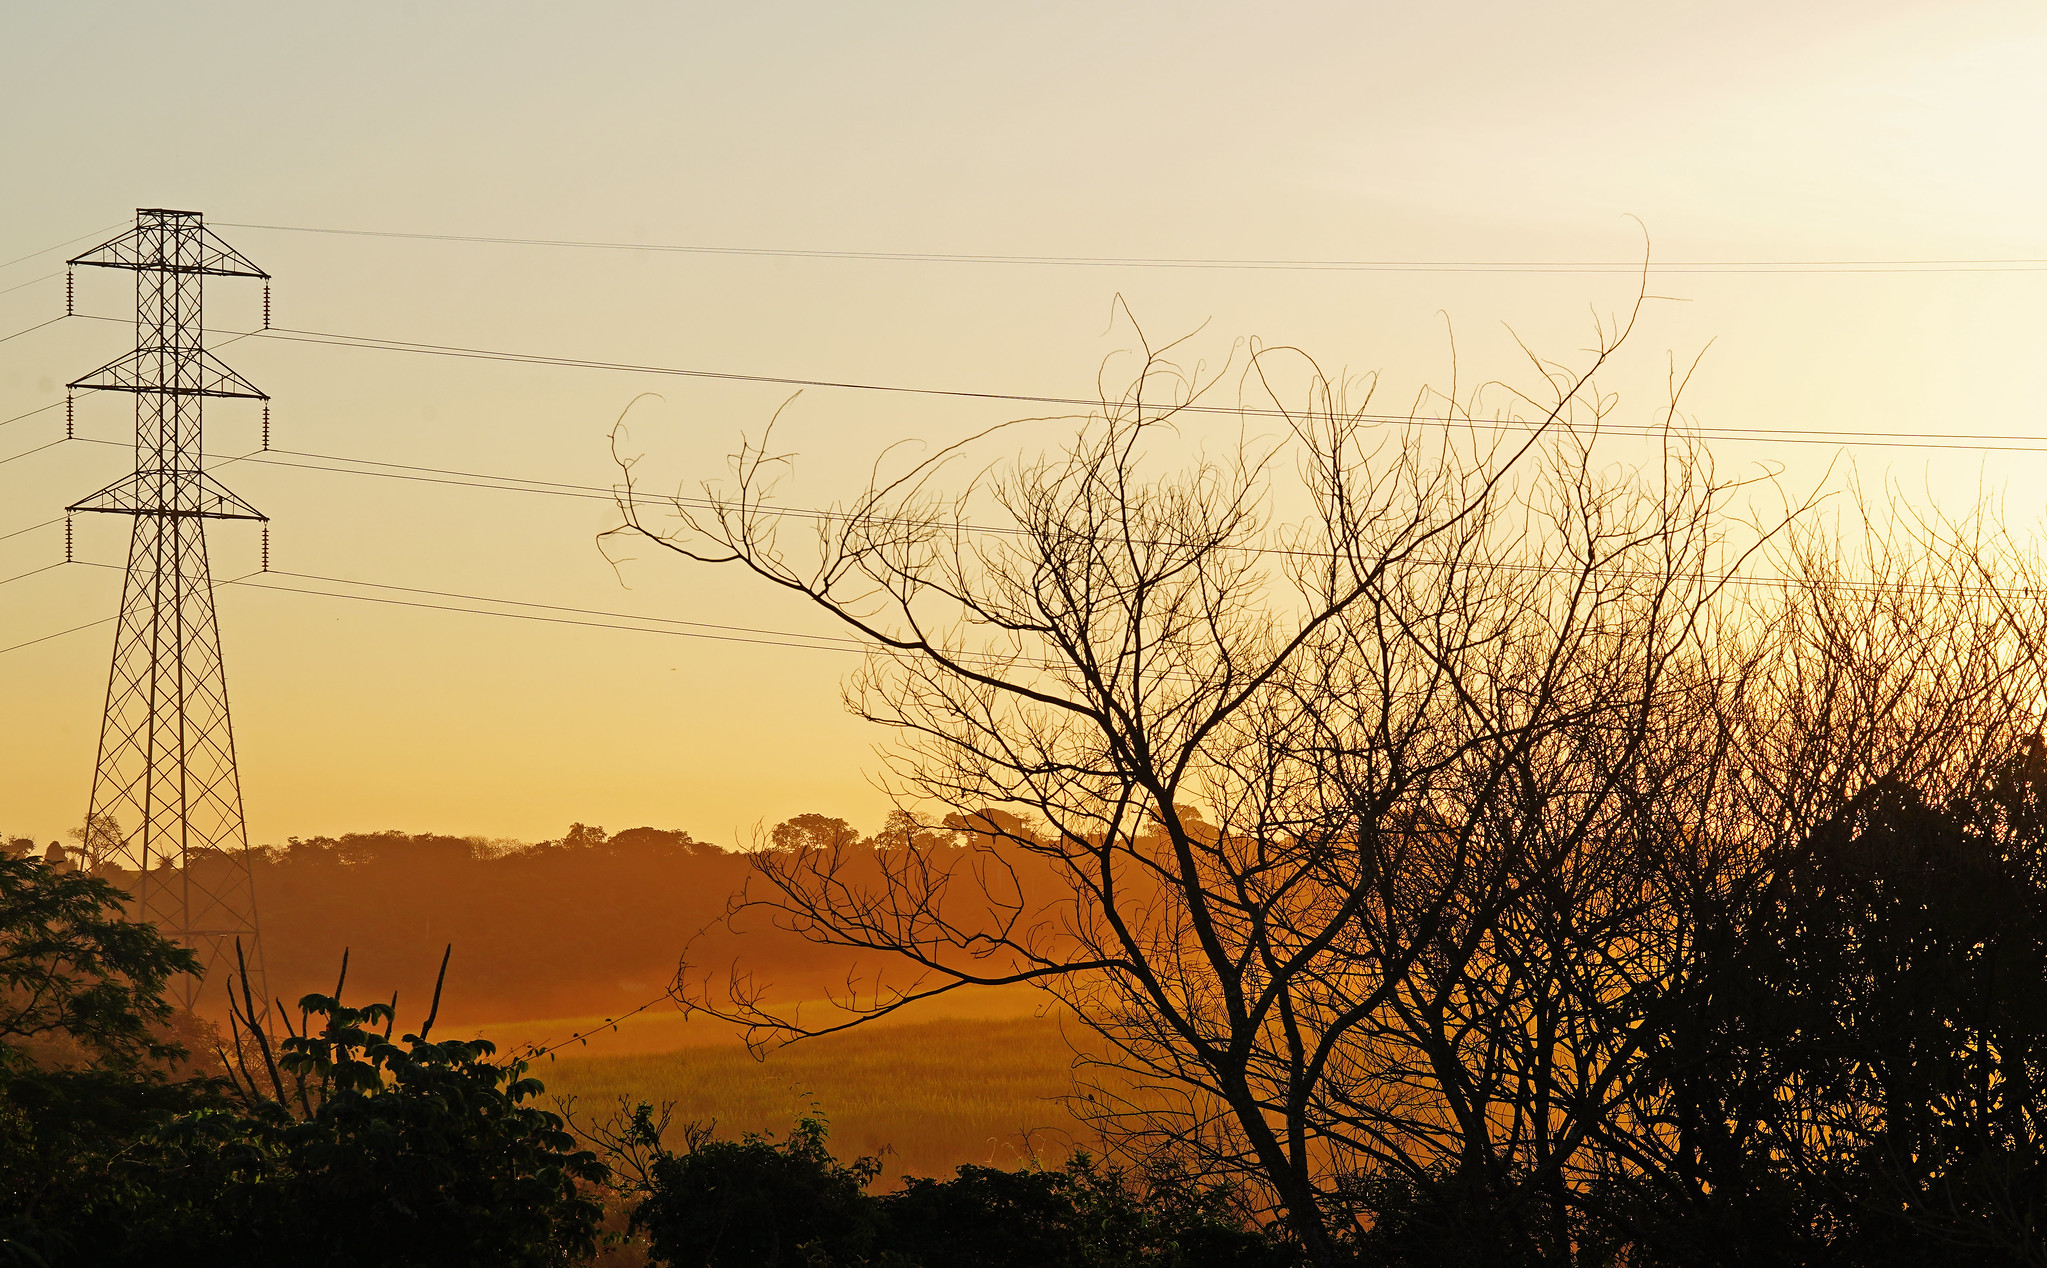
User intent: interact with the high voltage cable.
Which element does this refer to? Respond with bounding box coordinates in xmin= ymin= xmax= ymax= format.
xmin=0 ymin=611 xmax=115 ymax=656
xmin=233 ymin=324 xmax=2047 ymax=450
xmin=0 ymin=404 xmax=61 ymax=431
xmin=24 ymin=559 xmax=972 ymax=661
xmin=0 ymin=516 xmax=63 ymax=545
xmin=13 ymin=291 xmax=2047 ymax=642
xmin=223 ymin=466 xmax=2047 ymax=601
xmin=0 ymin=223 xmax=126 ymax=275
xmin=258 ymin=567 xmax=871 ymax=651
xmin=0 ymin=314 xmax=66 ymax=347
xmin=0 ymin=438 xmax=68 ymax=469
xmin=77 ymin=311 xmax=1659 ymax=434
xmin=0 ymin=560 xmax=63 ymax=590
xmin=0 ymin=567 xmax=263 ymax=657
xmin=26 ymin=410 xmax=2047 ymax=608
xmin=239 ymin=573 xmax=870 ymax=655
xmin=21 ymin=558 xmax=1544 ymax=683
xmin=237 ymin=322 xmax=2047 ymax=451
xmin=250 ymin=321 xmax=1439 ymax=426
xmin=37 ymin=311 xmax=2047 ymax=451
xmin=223 ymin=450 xmax=2047 ymax=599
xmin=217 ymin=220 xmax=2047 ymax=275
xmin=14 ymin=552 xmax=2047 ymax=682
xmin=0 ymin=273 xmax=61 ymax=301
xmin=31 ymin=434 xmax=2047 ymax=598
xmin=30 ymin=437 xmax=2047 ymax=610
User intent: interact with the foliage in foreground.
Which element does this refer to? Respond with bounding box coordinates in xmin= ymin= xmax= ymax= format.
xmin=619 ymin=1110 xmax=1290 ymax=1268
xmin=0 ymin=848 xmax=198 ymax=1074
xmin=0 ymin=852 xmax=604 ymax=1267
xmin=13 ymin=730 xmax=2047 ymax=1267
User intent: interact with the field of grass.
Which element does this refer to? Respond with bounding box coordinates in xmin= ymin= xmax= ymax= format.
xmin=535 ymin=1014 xmax=1107 ymax=1182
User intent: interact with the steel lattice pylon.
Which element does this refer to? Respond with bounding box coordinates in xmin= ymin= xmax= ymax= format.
xmin=68 ymin=209 xmax=270 ymax=1011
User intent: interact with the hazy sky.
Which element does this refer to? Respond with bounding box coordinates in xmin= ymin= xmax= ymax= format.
xmin=3 ymin=1 xmax=2045 ymax=846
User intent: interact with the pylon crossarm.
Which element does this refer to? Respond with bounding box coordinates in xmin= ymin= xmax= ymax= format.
xmin=69 ymin=472 xmax=268 ymax=521
xmin=69 ymin=347 xmax=267 ymax=400
xmin=69 ymin=212 xmax=267 ymax=279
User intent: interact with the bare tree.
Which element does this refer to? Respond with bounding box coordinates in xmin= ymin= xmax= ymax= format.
xmin=605 ymin=290 xmax=1848 ymax=1259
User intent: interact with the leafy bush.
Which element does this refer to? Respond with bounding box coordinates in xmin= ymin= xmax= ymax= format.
xmin=160 ymin=983 xmax=610 ymax=1268
xmin=623 ymin=1111 xmax=1289 ymax=1268
xmin=0 ymin=849 xmax=606 ymax=1267
xmin=630 ymin=1113 xmax=885 ymax=1267
xmin=0 ymin=851 xmax=198 ymax=1073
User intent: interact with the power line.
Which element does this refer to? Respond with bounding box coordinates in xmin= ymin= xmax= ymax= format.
xmin=0 ymin=610 xmax=115 ymax=657
xmin=194 ymin=318 xmax=2047 ymax=451
xmin=0 ymin=516 xmax=64 ymax=545
xmin=29 ymin=559 xmax=884 ymax=658
xmin=84 ymin=310 xmax=1640 ymax=433
xmin=0 ymin=438 xmax=69 ymax=469
xmin=247 ymin=480 xmax=2047 ymax=601
xmin=23 ymin=424 xmax=2047 ymax=612
xmin=252 ymin=448 xmax=624 ymax=505
xmin=32 ymin=560 xmax=1386 ymax=687
xmin=46 ymin=555 xmax=1285 ymax=675
xmin=33 ymin=410 xmax=2047 ymax=607
xmin=17 ymin=549 xmax=2047 ymax=684
xmin=0 ymin=560 xmax=63 ymax=590
xmin=241 ymin=571 xmax=870 ymax=655
xmin=0 ymin=565 xmax=265 ymax=656
xmin=250 ymin=321 xmax=1365 ymax=424
xmin=0 ymin=314 xmax=66 ymax=347
xmin=0 ymin=272 xmax=61 ymax=301
xmin=36 ymin=310 xmax=2047 ymax=452
xmin=236 ymin=323 xmax=2047 ymax=450
xmin=268 ymin=566 xmax=871 ymax=648
xmin=0 ymin=402 xmax=62 ymax=431
xmin=35 ymin=409 xmax=2047 ymax=576
xmin=48 ymin=426 xmax=2047 ymax=606
xmin=0 ymin=223 xmax=126 ymax=274
xmin=46 ymin=431 xmax=2047 ymax=594
xmin=217 ymin=220 xmax=2047 ymax=275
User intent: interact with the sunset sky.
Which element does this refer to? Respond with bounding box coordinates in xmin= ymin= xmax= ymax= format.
xmin=4 ymin=0 xmax=2045 ymax=847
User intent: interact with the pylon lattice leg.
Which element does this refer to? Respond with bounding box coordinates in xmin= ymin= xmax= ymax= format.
xmin=88 ymin=515 xmax=262 ymax=1009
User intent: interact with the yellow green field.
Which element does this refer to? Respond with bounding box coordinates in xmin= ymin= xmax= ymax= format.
xmin=532 ymin=1014 xmax=1104 ymax=1181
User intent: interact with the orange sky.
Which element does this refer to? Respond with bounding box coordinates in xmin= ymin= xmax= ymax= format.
xmin=3 ymin=1 xmax=2046 ymax=846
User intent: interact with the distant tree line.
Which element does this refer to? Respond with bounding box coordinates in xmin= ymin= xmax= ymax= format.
xmin=2 ymin=811 xmax=1072 ymax=1031
xmin=4 ymin=822 xmax=873 ymax=1028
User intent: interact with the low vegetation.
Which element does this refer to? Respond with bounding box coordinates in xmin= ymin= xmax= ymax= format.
xmin=541 ymin=1015 xmax=1099 ymax=1181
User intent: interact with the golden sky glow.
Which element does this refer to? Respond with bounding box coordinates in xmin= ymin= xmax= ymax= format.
xmin=4 ymin=1 xmax=2046 ymax=845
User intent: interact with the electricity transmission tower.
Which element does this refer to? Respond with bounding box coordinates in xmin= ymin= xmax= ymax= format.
xmin=67 ymin=209 xmax=271 ymax=1010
